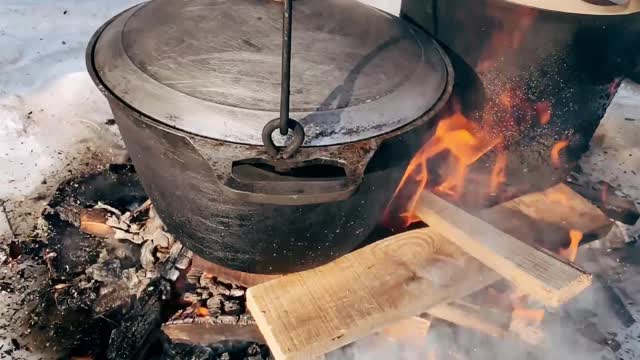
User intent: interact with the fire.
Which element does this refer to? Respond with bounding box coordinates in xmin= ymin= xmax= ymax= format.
xmin=559 ymin=229 xmax=583 ymax=262
xmin=196 ymin=306 xmax=210 ymax=317
xmin=387 ymin=103 xmax=504 ymax=226
xmin=550 ymin=140 xmax=569 ymax=167
xmin=510 ymin=291 xmax=545 ymax=326
xmin=535 ymin=101 xmax=552 ymax=126
xmin=384 ymin=3 xmax=559 ymax=227
xmin=512 ymin=307 xmax=545 ymax=326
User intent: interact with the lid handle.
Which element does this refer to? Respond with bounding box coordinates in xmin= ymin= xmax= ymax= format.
xmin=262 ymin=0 xmax=306 ymax=159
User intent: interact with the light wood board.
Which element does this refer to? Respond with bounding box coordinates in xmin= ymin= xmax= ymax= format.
xmin=247 ymin=229 xmax=500 ymax=360
xmin=417 ymin=191 xmax=592 ymax=307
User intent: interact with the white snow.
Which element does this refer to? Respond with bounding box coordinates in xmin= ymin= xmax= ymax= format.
xmin=0 ymin=0 xmax=139 ymax=200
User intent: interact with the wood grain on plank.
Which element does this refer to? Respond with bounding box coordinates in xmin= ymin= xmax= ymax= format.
xmin=247 ymin=229 xmax=500 ymax=360
xmin=478 ymin=183 xmax=612 ymax=250
xmin=417 ymin=191 xmax=592 ymax=307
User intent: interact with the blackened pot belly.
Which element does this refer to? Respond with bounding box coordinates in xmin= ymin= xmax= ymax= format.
xmin=107 ymin=98 xmax=441 ymax=273
xmin=87 ymin=0 xmax=454 ymax=274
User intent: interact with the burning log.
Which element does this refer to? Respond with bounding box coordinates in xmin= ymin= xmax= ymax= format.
xmin=245 ymin=183 xmax=605 ymax=359
xmin=417 ymin=191 xmax=592 ymax=307
xmin=79 ymin=208 xmax=116 ymax=238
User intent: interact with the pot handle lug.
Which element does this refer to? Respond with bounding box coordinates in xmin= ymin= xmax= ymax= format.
xmin=223 ymin=140 xmax=380 ymax=206
xmin=222 ymin=158 xmax=364 ymax=206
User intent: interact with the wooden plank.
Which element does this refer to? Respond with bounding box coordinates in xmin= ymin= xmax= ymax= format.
xmin=416 ymin=191 xmax=592 ymax=307
xmin=428 ymin=301 xmax=509 ymax=338
xmin=478 ymin=183 xmax=613 ymax=250
xmin=381 ymin=317 xmax=431 ymax=346
xmin=427 ymin=301 xmax=543 ymax=345
xmin=247 ymin=229 xmax=500 ymax=360
xmin=246 ymin=184 xmax=601 ymax=359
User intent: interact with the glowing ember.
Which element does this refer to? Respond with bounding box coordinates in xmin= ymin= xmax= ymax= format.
xmin=559 ymin=229 xmax=583 ymax=262
xmin=196 ymin=306 xmax=210 ymax=317
xmin=535 ymin=101 xmax=552 ymax=125
xmin=550 ymin=140 xmax=569 ymax=168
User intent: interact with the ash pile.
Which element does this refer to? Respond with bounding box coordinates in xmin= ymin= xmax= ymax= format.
xmin=1 ymin=164 xmax=270 ymax=360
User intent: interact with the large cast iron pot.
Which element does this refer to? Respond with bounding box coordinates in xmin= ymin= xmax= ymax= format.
xmin=87 ymin=0 xmax=453 ymax=273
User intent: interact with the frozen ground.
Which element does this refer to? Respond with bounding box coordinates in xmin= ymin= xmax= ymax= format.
xmin=0 ymin=0 xmax=137 ymax=237
xmin=0 ymin=1 xmax=138 ymax=359
xmin=0 ymin=0 xmax=640 ymax=359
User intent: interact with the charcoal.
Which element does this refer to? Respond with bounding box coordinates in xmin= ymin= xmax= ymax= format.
xmin=94 ymin=281 xmax=131 ymax=314
xmin=223 ymin=300 xmax=242 ymax=316
xmin=140 ymin=240 xmax=157 ymax=270
xmin=207 ymin=295 xmax=224 ymax=311
xmin=199 ymin=273 xmax=214 ymax=287
xmin=152 ymin=230 xmax=171 ymax=248
xmin=210 ymin=283 xmax=231 ymax=296
xmin=86 ymin=259 xmax=121 ymax=282
xmin=217 ymin=315 xmax=239 ymax=325
xmin=229 ymin=287 xmax=245 ymax=297
xmin=121 ymin=268 xmax=140 ymax=293
xmin=183 ymin=292 xmax=201 ymax=304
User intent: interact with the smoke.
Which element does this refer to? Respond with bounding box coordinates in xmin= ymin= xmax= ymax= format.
xmin=323 ymin=243 xmax=639 ymax=360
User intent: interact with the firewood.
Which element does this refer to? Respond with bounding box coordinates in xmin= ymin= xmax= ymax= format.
xmin=416 ymin=191 xmax=591 ymax=307
xmin=245 ymin=184 xmax=603 ymax=359
xmin=428 ymin=301 xmax=509 ymax=338
xmin=381 ymin=317 xmax=431 ymax=346
xmin=161 ymin=316 xmax=265 ymax=345
xmin=428 ymin=300 xmax=543 ymax=345
xmin=477 ymin=183 xmax=613 ymax=250
xmin=79 ymin=208 xmax=115 ymax=238
xmin=247 ymin=229 xmax=501 ymax=360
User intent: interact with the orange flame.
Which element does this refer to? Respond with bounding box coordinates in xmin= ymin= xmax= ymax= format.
xmin=196 ymin=306 xmax=210 ymax=317
xmin=389 ymin=104 xmax=503 ymax=226
xmin=559 ymin=229 xmax=583 ymax=262
xmin=535 ymin=101 xmax=552 ymax=126
xmin=510 ymin=291 xmax=545 ymax=326
xmin=550 ymin=140 xmax=569 ymax=168
xmin=512 ymin=307 xmax=545 ymax=326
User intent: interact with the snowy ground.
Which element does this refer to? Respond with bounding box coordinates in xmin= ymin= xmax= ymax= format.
xmin=0 ymin=0 xmax=137 ymax=237
xmin=0 ymin=1 xmax=138 ymax=359
xmin=0 ymin=1 xmax=640 ymax=359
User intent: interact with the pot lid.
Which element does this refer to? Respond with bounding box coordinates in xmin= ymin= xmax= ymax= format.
xmin=90 ymin=0 xmax=450 ymax=146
